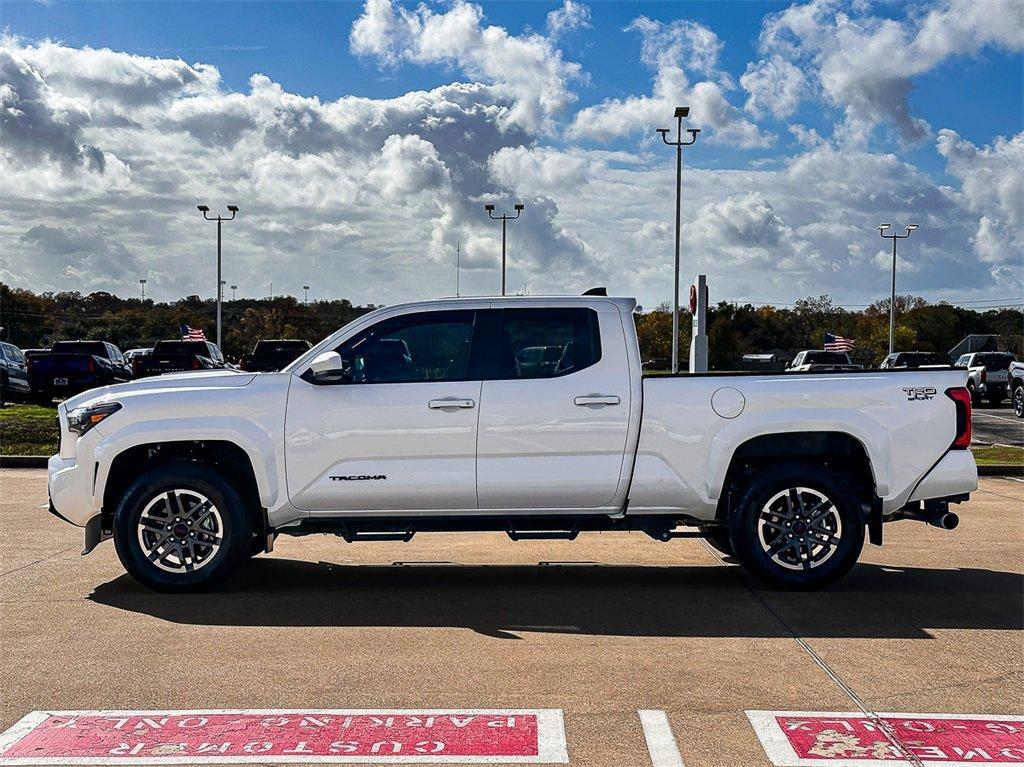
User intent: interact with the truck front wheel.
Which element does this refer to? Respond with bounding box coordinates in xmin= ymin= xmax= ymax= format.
xmin=113 ymin=462 xmax=252 ymax=592
xmin=728 ymin=463 xmax=864 ymax=590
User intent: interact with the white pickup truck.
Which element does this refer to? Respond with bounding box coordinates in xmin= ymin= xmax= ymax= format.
xmin=48 ymin=295 xmax=977 ymax=592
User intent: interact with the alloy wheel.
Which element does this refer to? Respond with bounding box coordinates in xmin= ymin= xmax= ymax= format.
xmin=756 ymin=487 xmax=843 ymax=571
xmin=136 ymin=489 xmax=224 ymax=573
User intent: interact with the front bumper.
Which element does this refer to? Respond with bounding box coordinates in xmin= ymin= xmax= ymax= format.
xmin=47 ymin=453 xmax=96 ymax=527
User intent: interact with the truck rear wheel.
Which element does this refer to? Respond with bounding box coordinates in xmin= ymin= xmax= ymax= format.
xmin=113 ymin=462 xmax=252 ymax=592
xmin=728 ymin=462 xmax=864 ymax=590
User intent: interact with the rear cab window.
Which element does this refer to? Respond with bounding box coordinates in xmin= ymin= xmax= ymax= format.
xmin=494 ymin=307 xmax=601 ymax=380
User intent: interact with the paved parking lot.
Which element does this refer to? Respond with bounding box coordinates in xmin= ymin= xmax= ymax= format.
xmin=973 ymin=406 xmax=1023 ymax=447
xmin=1 ymin=469 xmax=1022 ymax=766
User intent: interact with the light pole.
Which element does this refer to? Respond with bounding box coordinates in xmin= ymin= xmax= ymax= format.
xmin=484 ymin=202 xmax=524 ymax=296
xmin=197 ymin=204 xmax=239 ymax=349
xmin=456 ymin=241 xmax=461 ymax=297
xmin=220 ymin=280 xmax=226 ymax=303
xmin=139 ymin=279 xmax=147 ymax=300
xmin=230 ymin=285 xmax=237 ymax=301
xmin=303 ymin=285 xmax=310 ymax=305
xmin=657 ymin=106 xmax=700 ymax=374
xmin=878 ymin=223 xmax=919 ymax=355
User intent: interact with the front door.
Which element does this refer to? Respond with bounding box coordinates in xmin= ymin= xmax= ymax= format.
xmin=285 ymin=309 xmax=482 ymax=512
xmin=475 ymin=306 xmax=632 ymax=510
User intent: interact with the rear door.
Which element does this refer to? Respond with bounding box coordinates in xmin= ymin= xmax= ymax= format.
xmin=475 ymin=304 xmax=632 ymax=511
xmin=285 ymin=309 xmax=483 ymax=513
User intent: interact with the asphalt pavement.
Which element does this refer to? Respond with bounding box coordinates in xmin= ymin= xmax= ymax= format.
xmin=1 ymin=469 xmax=1022 ymax=766
xmin=972 ymin=405 xmax=1023 ymax=447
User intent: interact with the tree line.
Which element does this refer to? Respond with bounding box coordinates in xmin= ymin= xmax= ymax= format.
xmin=1 ymin=283 xmax=1021 ymax=367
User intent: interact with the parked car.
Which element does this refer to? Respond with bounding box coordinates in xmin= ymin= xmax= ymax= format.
xmin=787 ymin=350 xmax=863 ymax=372
xmin=132 ymin=340 xmax=229 ymax=378
xmin=123 ymin=348 xmax=152 ymax=365
xmin=1009 ymin=361 xmax=1024 ymax=418
xmin=239 ymin=339 xmax=312 ymax=372
xmin=49 ymin=295 xmax=976 ymax=593
xmin=0 ymin=342 xmax=31 ymax=405
xmin=27 ymin=341 xmax=132 ymax=403
xmin=879 ymin=351 xmax=951 ymax=369
xmin=954 ymin=351 xmax=1016 ymax=405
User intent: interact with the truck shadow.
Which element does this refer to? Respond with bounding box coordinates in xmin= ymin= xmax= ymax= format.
xmin=88 ymin=559 xmax=1023 ymax=640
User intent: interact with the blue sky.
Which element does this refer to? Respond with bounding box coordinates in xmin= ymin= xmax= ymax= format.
xmin=1 ymin=0 xmax=1022 ymax=308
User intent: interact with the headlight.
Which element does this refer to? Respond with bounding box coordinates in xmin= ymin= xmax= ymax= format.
xmin=66 ymin=402 xmax=122 ymax=436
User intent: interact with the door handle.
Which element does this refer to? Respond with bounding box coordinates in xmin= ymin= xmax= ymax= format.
xmin=428 ymin=398 xmax=476 ymax=409
xmin=574 ymin=395 xmax=620 ymax=406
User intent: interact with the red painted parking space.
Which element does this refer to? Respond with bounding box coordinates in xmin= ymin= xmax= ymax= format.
xmin=0 ymin=710 xmax=568 ymax=764
xmin=748 ymin=711 xmax=1024 ymax=766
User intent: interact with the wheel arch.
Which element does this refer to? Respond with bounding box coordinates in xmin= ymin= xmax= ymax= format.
xmin=100 ymin=439 xmax=266 ymax=536
xmin=713 ymin=430 xmax=878 ymax=522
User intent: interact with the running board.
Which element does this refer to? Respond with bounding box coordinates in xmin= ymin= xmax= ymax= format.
xmin=506 ymin=529 xmax=579 ymax=541
xmin=341 ymin=530 xmax=415 ymax=543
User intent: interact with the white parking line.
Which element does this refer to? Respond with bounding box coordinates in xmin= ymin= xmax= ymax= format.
xmin=638 ymin=710 xmax=685 ymax=767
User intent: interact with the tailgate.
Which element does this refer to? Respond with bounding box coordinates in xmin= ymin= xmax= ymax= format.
xmin=136 ymin=354 xmax=198 ymax=375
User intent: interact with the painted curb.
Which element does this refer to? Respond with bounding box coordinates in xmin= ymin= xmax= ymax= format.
xmin=0 ymin=456 xmax=49 ymax=468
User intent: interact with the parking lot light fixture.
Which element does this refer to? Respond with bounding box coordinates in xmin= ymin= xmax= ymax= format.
xmin=879 ymin=222 xmax=919 ymax=356
xmin=197 ymin=204 xmax=239 ymax=349
xmin=230 ymin=285 xmax=237 ymax=300
xmin=657 ymin=106 xmax=700 ymax=374
xmin=484 ymin=202 xmax=525 ymax=296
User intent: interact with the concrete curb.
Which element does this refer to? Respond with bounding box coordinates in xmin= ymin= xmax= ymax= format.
xmin=977 ymin=463 xmax=1024 ymax=476
xmin=2 ymin=454 xmax=1023 ymax=475
xmin=0 ymin=455 xmax=49 ymax=468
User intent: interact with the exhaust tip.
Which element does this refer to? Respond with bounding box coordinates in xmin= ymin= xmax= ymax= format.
xmin=940 ymin=512 xmax=959 ymax=530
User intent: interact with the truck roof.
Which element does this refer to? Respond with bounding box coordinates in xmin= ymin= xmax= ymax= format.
xmin=419 ymin=294 xmax=638 ymax=312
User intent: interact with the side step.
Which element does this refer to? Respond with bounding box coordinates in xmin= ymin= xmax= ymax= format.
xmin=506 ymin=528 xmax=579 ymax=541
xmin=340 ymin=530 xmax=415 ymax=543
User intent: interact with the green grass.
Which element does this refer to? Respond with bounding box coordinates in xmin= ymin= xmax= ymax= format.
xmin=0 ymin=403 xmax=59 ymax=456
xmin=972 ymin=444 xmax=1024 ymax=466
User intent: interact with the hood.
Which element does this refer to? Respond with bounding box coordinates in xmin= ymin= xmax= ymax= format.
xmin=62 ymin=369 xmax=259 ymax=410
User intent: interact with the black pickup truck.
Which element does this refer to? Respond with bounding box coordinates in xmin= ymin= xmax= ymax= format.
xmin=239 ymin=339 xmax=312 ymax=372
xmin=27 ymin=340 xmax=132 ymax=403
xmin=132 ymin=339 xmax=230 ymax=378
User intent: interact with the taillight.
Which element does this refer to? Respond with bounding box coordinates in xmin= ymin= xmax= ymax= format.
xmin=192 ymin=358 xmax=201 ymax=370
xmin=88 ymin=358 xmax=95 ymax=373
xmin=240 ymin=359 xmax=247 ymax=371
xmin=980 ymin=369 xmax=987 ymax=384
xmin=946 ymin=387 xmax=972 ymax=449
xmin=131 ymin=358 xmax=139 ymax=376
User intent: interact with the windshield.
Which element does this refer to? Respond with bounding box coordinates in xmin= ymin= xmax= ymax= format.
xmin=897 ymin=352 xmax=949 ymax=367
xmin=804 ymin=351 xmax=850 ymax=364
xmin=975 ymin=353 xmax=1014 ymax=370
xmin=153 ymin=341 xmax=210 ymax=356
xmin=256 ymin=341 xmax=310 ymax=354
xmin=51 ymin=341 xmax=108 ymax=356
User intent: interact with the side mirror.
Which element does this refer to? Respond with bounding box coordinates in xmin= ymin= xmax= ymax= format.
xmin=309 ymin=351 xmax=349 ymax=383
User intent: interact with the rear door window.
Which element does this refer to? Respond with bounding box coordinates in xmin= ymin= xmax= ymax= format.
xmin=495 ymin=308 xmax=601 ymax=379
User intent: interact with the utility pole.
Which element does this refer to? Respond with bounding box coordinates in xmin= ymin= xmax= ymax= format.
xmin=197 ymin=204 xmax=239 ymax=349
xmin=303 ymin=285 xmax=310 ymax=305
xmin=878 ymin=223 xmax=919 ymax=355
xmin=230 ymin=285 xmax=237 ymax=301
xmin=484 ymin=203 xmax=525 ymax=296
xmin=657 ymin=107 xmax=700 ymax=374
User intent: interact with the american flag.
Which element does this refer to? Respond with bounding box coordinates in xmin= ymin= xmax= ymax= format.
xmin=179 ymin=323 xmax=206 ymax=341
xmin=824 ymin=332 xmax=855 ymax=352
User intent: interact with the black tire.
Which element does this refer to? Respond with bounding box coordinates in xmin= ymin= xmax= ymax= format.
xmin=728 ymin=462 xmax=865 ymax=590
xmin=113 ymin=462 xmax=252 ymax=592
xmin=1013 ymin=385 xmax=1024 ymax=419
xmin=967 ymin=383 xmax=980 ymax=407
